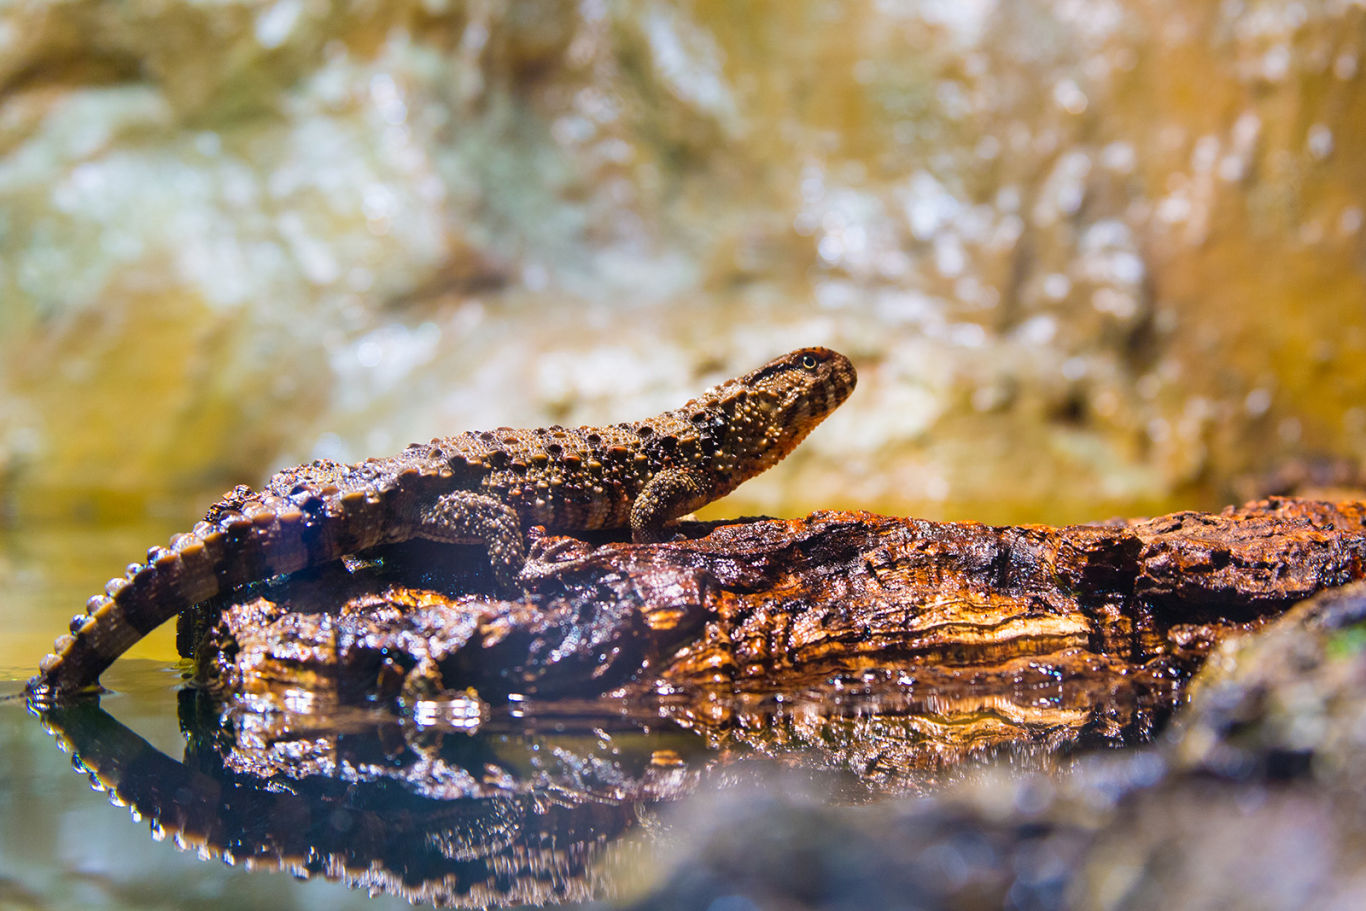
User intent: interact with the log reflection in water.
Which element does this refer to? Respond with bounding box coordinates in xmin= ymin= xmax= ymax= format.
xmin=35 ymin=655 xmax=1184 ymax=908
xmin=39 ymin=695 xmax=640 ymax=907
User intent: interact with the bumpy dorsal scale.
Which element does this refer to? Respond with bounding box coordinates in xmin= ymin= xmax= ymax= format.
xmin=29 ymin=347 xmax=857 ymax=698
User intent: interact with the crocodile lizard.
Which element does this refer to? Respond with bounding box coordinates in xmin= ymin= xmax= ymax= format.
xmin=29 ymin=346 xmax=856 ymax=698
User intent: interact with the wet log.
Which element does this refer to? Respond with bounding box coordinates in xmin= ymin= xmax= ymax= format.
xmin=190 ymin=497 xmax=1366 ymax=708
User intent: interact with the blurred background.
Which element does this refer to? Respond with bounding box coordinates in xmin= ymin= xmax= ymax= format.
xmin=4 ymin=4 xmax=1366 ymax=909
xmin=3 ymin=0 xmax=1366 ymax=526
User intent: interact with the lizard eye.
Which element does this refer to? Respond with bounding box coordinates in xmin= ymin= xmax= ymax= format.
xmin=800 ymin=353 xmax=819 ymax=369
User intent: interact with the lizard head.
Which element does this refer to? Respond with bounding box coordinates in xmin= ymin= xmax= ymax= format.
xmin=699 ymin=346 xmax=857 ymax=482
xmin=746 ymin=345 xmax=857 ymax=427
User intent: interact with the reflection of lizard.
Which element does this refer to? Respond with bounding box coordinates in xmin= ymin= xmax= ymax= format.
xmin=30 ymin=347 xmax=857 ymax=698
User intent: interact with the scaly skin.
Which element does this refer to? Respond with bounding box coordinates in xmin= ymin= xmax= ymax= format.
xmin=28 ymin=347 xmax=857 ymax=699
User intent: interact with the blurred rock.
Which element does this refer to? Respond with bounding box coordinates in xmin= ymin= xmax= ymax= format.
xmin=3 ymin=1 xmax=1365 ymax=523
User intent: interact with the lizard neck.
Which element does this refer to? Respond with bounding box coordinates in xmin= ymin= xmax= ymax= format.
xmin=657 ymin=385 xmax=829 ymax=496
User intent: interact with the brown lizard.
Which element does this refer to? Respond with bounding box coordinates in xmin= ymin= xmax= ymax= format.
xmin=29 ymin=346 xmax=856 ymax=698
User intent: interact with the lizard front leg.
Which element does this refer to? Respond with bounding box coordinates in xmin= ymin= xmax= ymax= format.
xmin=416 ymin=491 xmax=526 ymax=594
xmin=630 ymin=468 xmax=713 ymax=544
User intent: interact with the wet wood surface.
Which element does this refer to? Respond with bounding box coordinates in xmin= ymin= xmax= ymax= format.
xmin=190 ymin=496 xmax=1366 ymax=705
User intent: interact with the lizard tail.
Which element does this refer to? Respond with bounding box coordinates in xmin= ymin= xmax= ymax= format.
xmin=26 ymin=488 xmax=390 ymax=700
